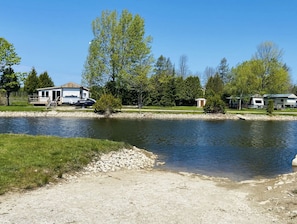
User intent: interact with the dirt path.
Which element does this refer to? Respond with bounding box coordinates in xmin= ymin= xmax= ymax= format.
xmin=1 ymin=169 xmax=294 ymax=224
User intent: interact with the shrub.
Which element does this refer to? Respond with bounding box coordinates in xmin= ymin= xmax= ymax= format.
xmin=94 ymin=94 xmax=122 ymax=115
xmin=203 ymin=94 xmax=225 ymax=114
xmin=266 ymin=99 xmax=274 ymax=115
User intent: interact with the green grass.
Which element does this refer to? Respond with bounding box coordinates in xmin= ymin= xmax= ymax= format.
xmin=0 ymin=96 xmax=46 ymax=112
xmin=0 ymin=105 xmax=46 ymax=112
xmin=0 ymin=134 xmax=128 ymax=195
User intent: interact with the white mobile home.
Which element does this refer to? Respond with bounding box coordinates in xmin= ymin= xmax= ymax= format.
xmin=263 ymin=94 xmax=297 ymax=109
xmin=30 ymin=82 xmax=90 ymax=106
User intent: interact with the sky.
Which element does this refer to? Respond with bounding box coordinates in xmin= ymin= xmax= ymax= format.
xmin=1 ymin=0 xmax=297 ymax=86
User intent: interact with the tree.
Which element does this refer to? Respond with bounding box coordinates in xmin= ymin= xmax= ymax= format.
xmin=178 ymin=54 xmax=189 ymax=77
xmin=148 ymin=55 xmax=176 ymax=106
xmin=253 ymin=41 xmax=284 ymax=63
xmin=0 ymin=67 xmax=20 ymax=105
xmin=121 ymin=13 xmax=153 ymax=108
xmin=83 ymin=10 xmax=153 ymax=101
xmin=264 ymin=59 xmax=290 ymax=93
xmin=203 ymin=94 xmax=225 ymax=114
xmin=94 ymin=94 xmax=122 ymax=116
xmin=252 ymin=41 xmax=290 ymax=92
xmin=24 ymin=67 xmax=39 ymax=95
xmin=183 ymin=76 xmax=203 ymax=105
xmin=0 ymin=38 xmax=21 ymax=106
xmin=202 ymin=66 xmax=216 ymax=87
xmin=38 ymin=71 xmax=54 ymax=88
xmin=205 ymin=73 xmax=224 ymax=98
xmin=227 ymin=60 xmax=265 ymax=109
xmin=217 ymin=57 xmax=229 ymax=84
xmin=0 ymin=38 xmax=21 ymax=72
xmin=266 ymin=99 xmax=274 ymax=115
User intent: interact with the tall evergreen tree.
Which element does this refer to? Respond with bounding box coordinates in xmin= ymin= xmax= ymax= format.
xmin=217 ymin=57 xmax=229 ymax=84
xmin=205 ymin=73 xmax=224 ymax=97
xmin=24 ymin=67 xmax=39 ymax=94
xmin=148 ymin=55 xmax=175 ymax=106
xmin=183 ymin=76 xmax=203 ymax=105
xmin=38 ymin=71 xmax=54 ymax=88
xmin=0 ymin=67 xmax=20 ymax=106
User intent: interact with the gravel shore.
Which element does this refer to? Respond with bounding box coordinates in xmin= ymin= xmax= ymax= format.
xmin=0 ymin=146 xmax=297 ymax=223
xmin=1 ymin=110 xmax=297 ymax=121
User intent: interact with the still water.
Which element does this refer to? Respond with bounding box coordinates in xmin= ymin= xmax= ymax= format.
xmin=1 ymin=117 xmax=297 ymax=180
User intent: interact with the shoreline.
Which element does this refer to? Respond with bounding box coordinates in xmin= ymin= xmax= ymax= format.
xmin=1 ymin=145 xmax=296 ymax=222
xmin=1 ymin=110 xmax=297 ymax=120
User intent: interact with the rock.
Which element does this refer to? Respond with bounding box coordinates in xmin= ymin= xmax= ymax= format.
xmin=292 ymin=155 xmax=297 ymax=166
xmin=84 ymin=147 xmax=157 ymax=173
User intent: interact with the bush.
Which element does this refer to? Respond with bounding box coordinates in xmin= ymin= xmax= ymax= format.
xmin=266 ymin=99 xmax=274 ymax=115
xmin=203 ymin=94 xmax=225 ymax=114
xmin=94 ymin=94 xmax=122 ymax=115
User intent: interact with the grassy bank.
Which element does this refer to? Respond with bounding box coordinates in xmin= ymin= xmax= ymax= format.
xmin=0 ymin=134 xmax=128 ymax=195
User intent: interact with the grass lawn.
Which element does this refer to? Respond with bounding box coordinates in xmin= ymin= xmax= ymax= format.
xmin=0 ymin=134 xmax=128 ymax=195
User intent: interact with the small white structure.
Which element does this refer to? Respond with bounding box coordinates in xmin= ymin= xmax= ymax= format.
xmin=195 ymin=98 xmax=206 ymax=108
xmin=29 ymin=82 xmax=90 ymax=106
xmin=248 ymin=94 xmax=264 ymax=109
xmin=292 ymin=155 xmax=297 ymax=167
xmin=263 ymin=94 xmax=297 ymax=109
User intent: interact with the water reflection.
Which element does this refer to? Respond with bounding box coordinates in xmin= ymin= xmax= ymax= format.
xmin=0 ymin=117 xmax=297 ymax=180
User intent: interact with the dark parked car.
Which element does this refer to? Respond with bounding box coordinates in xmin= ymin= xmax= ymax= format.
xmin=75 ymin=98 xmax=96 ymax=107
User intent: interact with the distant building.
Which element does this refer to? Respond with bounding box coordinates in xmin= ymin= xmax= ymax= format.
xmin=226 ymin=93 xmax=297 ymax=109
xmin=195 ymin=98 xmax=206 ymax=108
xmin=263 ymin=94 xmax=297 ymax=109
xmin=29 ymin=82 xmax=90 ymax=106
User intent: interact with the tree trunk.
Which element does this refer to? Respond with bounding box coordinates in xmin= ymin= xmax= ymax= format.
xmin=6 ymin=91 xmax=10 ymax=106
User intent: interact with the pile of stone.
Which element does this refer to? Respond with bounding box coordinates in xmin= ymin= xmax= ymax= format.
xmin=84 ymin=146 xmax=157 ymax=173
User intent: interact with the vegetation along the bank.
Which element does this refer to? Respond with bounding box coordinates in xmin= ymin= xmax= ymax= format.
xmin=2 ymin=9 xmax=297 ymax=114
xmin=0 ymin=134 xmax=128 ymax=195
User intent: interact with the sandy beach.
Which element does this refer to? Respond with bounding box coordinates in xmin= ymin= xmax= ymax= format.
xmin=1 ymin=168 xmax=297 ymax=224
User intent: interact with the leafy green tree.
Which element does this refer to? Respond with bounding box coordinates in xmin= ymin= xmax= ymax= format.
xmin=24 ymin=67 xmax=39 ymax=95
xmin=0 ymin=67 xmax=20 ymax=105
xmin=0 ymin=38 xmax=21 ymax=72
xmin=253 ymin=41 xmax=290 ymax=93
xmin=83 ymin=10 xmax=153 ymax=101
xmin=264 ymin=59 xmax=290 ymax=93
xmin=0 ymin=38 xmax=21 ymax=106
xmin=38 ymin=71 xmax=54 ymax=88
xmin=227 ymin=60 xmax=261 ymax=109
xmin=121 ymin=14 xmax=153 ymax=107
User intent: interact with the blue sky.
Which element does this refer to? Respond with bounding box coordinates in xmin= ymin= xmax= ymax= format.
xmin=1 ymin=0 xmax=297 ymax=86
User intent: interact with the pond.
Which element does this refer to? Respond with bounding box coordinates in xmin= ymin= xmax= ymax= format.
xmin=1 ymin=117 xmax=297 ymax=180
